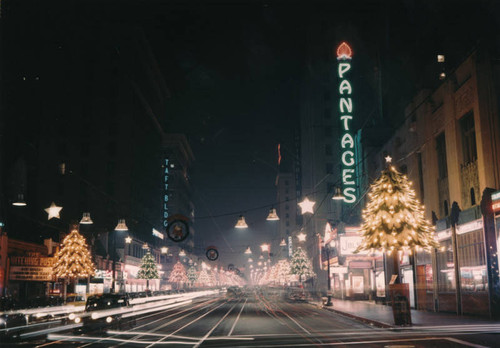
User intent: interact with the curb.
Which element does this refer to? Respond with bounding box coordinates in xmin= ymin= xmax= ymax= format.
xmin=321 ymin=305 xmax=394 ymax=329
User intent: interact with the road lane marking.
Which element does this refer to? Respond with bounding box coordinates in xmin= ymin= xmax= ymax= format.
xmin=192 ymin=301 xmax=239 ymax=348
xmin=143 ymin=299 xmax=230 ymax=348
xmin=214 ymin=336 xmax=489 ymax=347
xmin=81 ymin=296 xmax=219 ymax=348
xmin=108 ymin=331 xmax=254 ymax=341
xmin=444 ymin=337 xmax=489 ymax=348
xmin=228 ymin=298 xmax=247 ymax=336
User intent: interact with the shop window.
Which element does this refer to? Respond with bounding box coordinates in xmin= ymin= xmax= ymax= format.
xmin=436 ymin=239 xmax=455 ymax=292
xmin=458 ymin=230 xmax=487 ymax=292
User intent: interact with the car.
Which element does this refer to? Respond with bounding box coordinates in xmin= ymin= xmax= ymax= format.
xmin=75 ymin=294 xmax=134 ymax=332
xmin=226 ymin=287 xmax=243 ymax=300
xmin=0 ymin=313 xmax=27 ymax=339
xmin=286 ymin=287 xmax=307 ymax=302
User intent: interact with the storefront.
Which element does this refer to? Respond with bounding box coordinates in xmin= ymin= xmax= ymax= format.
xmin=8 ymin=252 xmax=55 ymax=300
xmin=435 ymin=217 xmax=489 ymax=316
xmin=332 ymin=227 xmax=376 ymax=300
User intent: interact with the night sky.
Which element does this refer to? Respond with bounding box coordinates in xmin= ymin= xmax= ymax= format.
xmin=3 ymin=0 xmax=498 ymax=267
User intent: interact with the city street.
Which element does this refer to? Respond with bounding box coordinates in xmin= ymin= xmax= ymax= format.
xmin=7 ymin=291 xmax=497 ymax=348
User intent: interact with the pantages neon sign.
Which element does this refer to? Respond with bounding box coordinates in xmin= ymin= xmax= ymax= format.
xmin=337 ymin=42 xmax=356 ymax=203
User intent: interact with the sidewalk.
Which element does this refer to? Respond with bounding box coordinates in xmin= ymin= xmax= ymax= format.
xmin=314 ymin=298 xmax=498 ymax=328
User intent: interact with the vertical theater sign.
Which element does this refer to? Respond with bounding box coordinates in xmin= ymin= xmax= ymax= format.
xmin=337 ymin=42 xmax=357 ymax=204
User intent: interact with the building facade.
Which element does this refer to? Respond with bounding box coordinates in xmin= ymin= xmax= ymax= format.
xmin=355 ymin=45 xmax=500 ymax=317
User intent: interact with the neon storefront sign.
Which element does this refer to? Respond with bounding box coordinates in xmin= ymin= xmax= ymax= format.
xmin=337 ymin=42 xmax=357 ymax=203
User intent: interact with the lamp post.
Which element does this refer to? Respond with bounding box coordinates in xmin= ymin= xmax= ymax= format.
xmin=111 ymin=219 xmax=128 ymax=293
xmin=325 ymin=241 xmax=334 ymax=306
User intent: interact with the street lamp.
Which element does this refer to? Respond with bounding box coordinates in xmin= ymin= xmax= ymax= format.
xmin=266 ymin=208 xmax=279 ymax=221
xmin=80 ymin=212 xmax=93 ymax=224
xmin=111 ymin=220 xmax=128 ymax=293
xmin=332 ymin=187 xmax=345 ymax=201
xmin=235 ymin=215 xmax=248 ymax=228
xmin=12 ymin=194 xmax=27 ymax=207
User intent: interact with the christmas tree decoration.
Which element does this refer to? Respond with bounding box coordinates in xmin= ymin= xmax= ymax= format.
xmin=297 ymin=232 xmax=307 ymax=242
xmin=197 ymin=269 xmax=212 ymax=287
xmin=290 ymin=247 xmax=316 ymax=283
xmin=298 ymin=197 xmax=315 ymax=214
xmin=187 ymin=265 xmax=198 ymax=286
xmin=138 ymin=251 xmax=159 ymax=290
xmin=53 ymin=228 xmax=95 ymax=279
xmin=355 ymin=159 xmax=439 ymax=255
xmin=275 ymin=259 xmax=291 ymax=285
xmin=168 ymin=261 xmax=188 ymax=286
xmin=45 ymin=202 xmax=63 ymax=220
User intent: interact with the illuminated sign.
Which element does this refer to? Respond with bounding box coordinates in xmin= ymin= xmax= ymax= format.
xmin=492 ymin=190 xmax=500 ymax=212
xmin=337 ymin=42 xmax=356 ymax=203
xmin=288 ymin=236 xmax=293 ymax=257
xmin=152 ymin=228 xmax=164 ymax=239
xmin=9 ymin=266 xmax=53 ymax=281
xmin=493 ymin=201 xmax=500 ymax=213
xmin=491 ymin=190 xmax=500 ymax=201
xmin=456 ymin=219 xmax=483 ymax=235
xmin=163 ymin=158 xmax=170 ymax=227
xmin=339 ymin=235 xmax=368 ymax=255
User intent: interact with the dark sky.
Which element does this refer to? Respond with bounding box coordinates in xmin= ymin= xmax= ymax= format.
xmin=132 ymin=0 xmax=499 ymax=267
xmin=3 ymin=0 xmax=498 ymax=267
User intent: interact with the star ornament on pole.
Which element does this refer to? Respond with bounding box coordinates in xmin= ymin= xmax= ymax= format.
xmin=298 ymin=197 xmax=315 ymax=215
xmin=297 ymin=232 xmax=307 ymax=242
xmin=45 ymin=202 xmax=63 ymax=220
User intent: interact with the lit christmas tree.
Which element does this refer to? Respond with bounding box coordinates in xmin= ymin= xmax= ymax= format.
xmin=137 ymin=251 xmax=159 ymax=290
xmin=197 ymin=269 xmax=212 ymax=287
xmin=290 ymin=247 xmax=316 ymax=283
xmin=168 ymin=261 xmax=188 ymax=288
xmin=53 ymin=227 xmax=95 ymax=279
xmin=355 ymin=156 xmax=439 ymax=281
xmin=187 ymin=265 xmax=198 ymax=286
xmin=275 ymin=259 xmax=291 ymax=285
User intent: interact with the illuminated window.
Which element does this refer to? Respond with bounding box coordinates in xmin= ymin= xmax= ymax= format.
xmin=437 ymin=55 xmax=445 ymax=63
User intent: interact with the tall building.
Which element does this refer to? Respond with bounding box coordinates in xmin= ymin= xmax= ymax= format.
xmin=161 ymin=134 xmax=195 ymax=254
xmin=275 ymin=172 xmax=296 ymax=259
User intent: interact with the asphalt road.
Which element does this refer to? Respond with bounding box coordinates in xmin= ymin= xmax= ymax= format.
xmin=8 ymin=291 xmax=500 ymax=347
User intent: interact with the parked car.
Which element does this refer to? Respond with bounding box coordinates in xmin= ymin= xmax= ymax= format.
xmin=286 ymin=287 xmax=307 ymax=302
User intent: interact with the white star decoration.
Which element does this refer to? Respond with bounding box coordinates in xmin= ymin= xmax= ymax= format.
xmin=298 ymin=197 xmax=315 ymax=214
xmin=297 ymin=232 xmax=307 ymax=242
xmin=45 ymin=202 xmax=63 ymax=220
xmin=385 ymin=155 xmax=392 ymax=163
